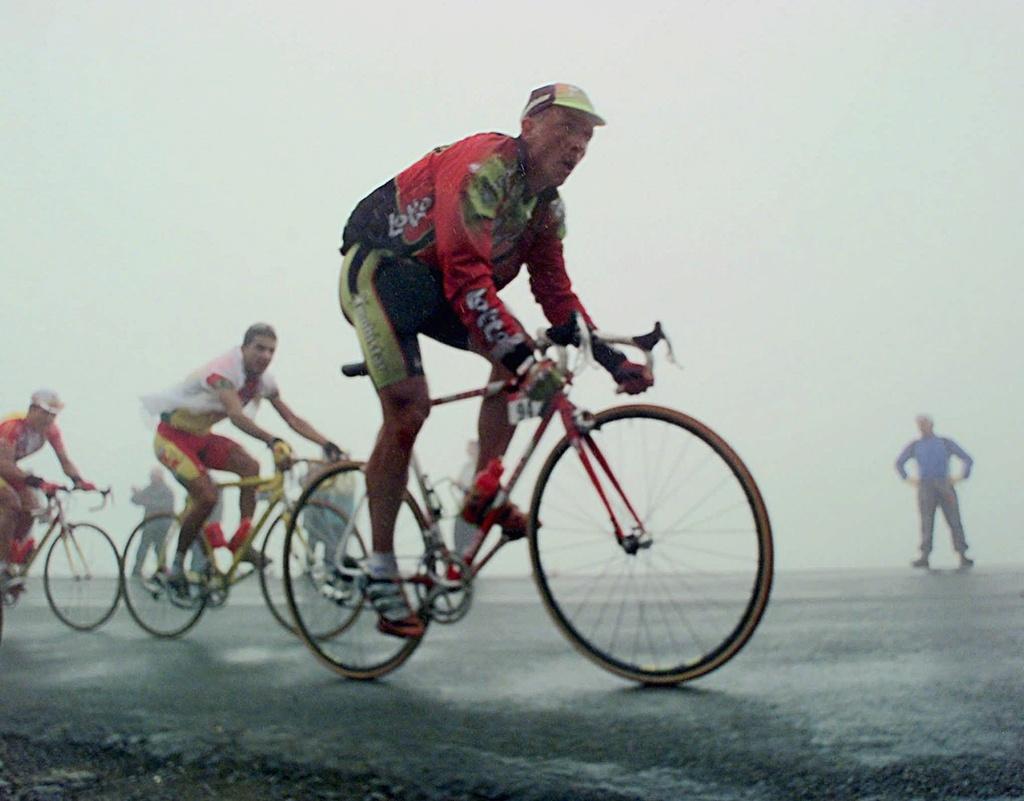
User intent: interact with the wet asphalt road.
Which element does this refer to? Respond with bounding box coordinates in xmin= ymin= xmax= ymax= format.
xmin=1 ymin=568 xmax=1022 ymax=800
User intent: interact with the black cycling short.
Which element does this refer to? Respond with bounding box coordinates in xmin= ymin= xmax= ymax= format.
xmin=338 ymin=244 xmax=471 ymax=388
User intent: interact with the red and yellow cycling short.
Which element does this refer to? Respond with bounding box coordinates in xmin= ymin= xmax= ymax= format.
xmin=154 ymin=422 xmax=237 ymax=486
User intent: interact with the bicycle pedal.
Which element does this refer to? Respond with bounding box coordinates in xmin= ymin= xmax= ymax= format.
xmin=319 ymin=581 xmax=357 ymax=605
xmin=205 ymin=590 xmax=228 ymax=608
xmin=331 ymin=563 xmax=364 ymax=584
xmin=3 ymin=580 xmax=26 ymax=606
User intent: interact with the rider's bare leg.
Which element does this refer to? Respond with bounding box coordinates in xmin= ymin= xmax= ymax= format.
xmin=476 ymin=362 xmax=517 ymax=470
xmin=13 ymin=486 xmax=36 ymax=542
xmin=177 ymin=475 xmax=218 ymax=557
xmin=11 ymin=512 xmax=34 ymax=552
xmin=0 ymin=486 xmax=38 ymax=559
xmin=365 ymin=376 xmax=430 ymax=555
xmin=0 ymin=486 xmax=35 ymax=588
xmin=470 ymin=361 xmax=528 ymax=539
xmin=221 ymin=446 xmax=260 ymax=521
xmin=362 ymin=376 xmax=430 ymax=637
xmin=0 ymin=483 xmax=21 ymax=562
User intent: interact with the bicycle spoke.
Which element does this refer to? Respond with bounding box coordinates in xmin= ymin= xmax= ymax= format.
xmin=655 ymin=476 xmax=749 ymax=537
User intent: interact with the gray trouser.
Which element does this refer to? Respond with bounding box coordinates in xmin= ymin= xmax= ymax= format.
xmin=917 ymin=479 xmax=968 ymax=556
xmin=131 ymin=516 xmax=175 ymax=574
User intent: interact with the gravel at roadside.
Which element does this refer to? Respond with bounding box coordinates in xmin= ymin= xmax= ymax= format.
xmin=0 ymin=734 xmax=424 ymax=801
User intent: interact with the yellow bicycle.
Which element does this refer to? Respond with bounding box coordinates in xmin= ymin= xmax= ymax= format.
xmin=119 ymin=457 xmax=336 ymax=638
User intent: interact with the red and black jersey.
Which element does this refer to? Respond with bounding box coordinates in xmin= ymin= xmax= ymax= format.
xmin=342 ymin=133 xmax=593 ymax=370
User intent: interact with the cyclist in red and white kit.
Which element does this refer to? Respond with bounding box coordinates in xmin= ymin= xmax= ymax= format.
xmin=142 ymin=323 xmax=344 ymax=597
xmin=339 ymin=84 xmax=654 ymax=637
xmin=0 ymin=389 xmax=96 ymax=577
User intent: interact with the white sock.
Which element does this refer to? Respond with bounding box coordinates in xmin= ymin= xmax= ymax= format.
xmin=367 ymin=551 xmax=398 ymax=579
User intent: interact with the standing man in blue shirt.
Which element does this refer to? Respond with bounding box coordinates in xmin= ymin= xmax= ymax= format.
xmin=895 ymin=415 xmax=974 ymax=570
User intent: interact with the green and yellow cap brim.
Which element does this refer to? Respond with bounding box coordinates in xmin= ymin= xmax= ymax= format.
xmin=521 ymin=83 xmax=606 ymax=126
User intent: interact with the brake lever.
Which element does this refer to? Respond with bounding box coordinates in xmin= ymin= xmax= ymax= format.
xmin=631 ymin=321 xmax=679 ymax=368
xmin=87 ymin=488 xmax=113 ymax=513
xmin=632 ymin=321 xmax=664 ymax=352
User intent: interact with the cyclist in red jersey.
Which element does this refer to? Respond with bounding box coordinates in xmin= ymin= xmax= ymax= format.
xmin=339 ymin=84 xmax=654 ymax=637
xmin=0 ymin=389 xmax=96 ymax=573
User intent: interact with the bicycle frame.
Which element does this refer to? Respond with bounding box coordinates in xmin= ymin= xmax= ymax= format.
xmin=178 ymin=470 xmax=289 ymax=590
xmin=173 ymin=458 xmax=323 ymax=594
xmin=323 ymin=319 xmax=675 ymax=594
xmin=6 ymin=491 xmax=98 ymax=580
xmin=412 ymin=364 xmax=648 ymax=579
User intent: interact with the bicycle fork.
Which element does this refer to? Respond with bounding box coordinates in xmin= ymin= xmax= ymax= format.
xmin=59 ymin=525 xmax=92 ymax=581
xmin=560 ymin=405 xmax=651 ymax=555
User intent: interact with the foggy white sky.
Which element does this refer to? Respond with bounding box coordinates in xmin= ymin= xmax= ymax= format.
xmin=3 ymin=1 xmax=1022 ymax=572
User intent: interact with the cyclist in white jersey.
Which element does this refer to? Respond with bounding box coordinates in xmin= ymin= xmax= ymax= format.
xmin=142 ymin=323 xmax=344 ymax=595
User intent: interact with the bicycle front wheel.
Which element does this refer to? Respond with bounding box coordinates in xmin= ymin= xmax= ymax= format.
xmin=284 ymin=462 xmax=429 ymax=680
xmin=43 ymin=523 xmax=122 ymax=631
xmin=260 ymin=501 xmax=361 ymax=636
xmin=529 ymin=404 xmax=773 ymax=685
xmin=258 ymin=513 xmax=295 ymax=633
xmin=120 ymin=513 xmax=207 ymax=638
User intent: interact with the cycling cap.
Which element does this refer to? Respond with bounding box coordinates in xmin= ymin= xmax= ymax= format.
xmin=30 ymin=388 xmax=64 ymax=414
xmin=521 ymin=84 xmax=605 ymax=126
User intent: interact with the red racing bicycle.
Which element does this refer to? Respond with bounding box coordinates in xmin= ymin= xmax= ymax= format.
xmin=282 ymin=321 xmax=773 ymax=684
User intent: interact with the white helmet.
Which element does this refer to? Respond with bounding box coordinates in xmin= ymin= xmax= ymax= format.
xmin=30 ymin=388 xmax=64 ymax=414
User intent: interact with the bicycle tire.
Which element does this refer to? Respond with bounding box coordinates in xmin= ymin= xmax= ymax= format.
xmin=528 ymin=404 xmax=773 ymax=685
xmin=283 ymin=461 xmax=429 ymax=680
xmin=258 ymin=513 xmax=293 ymax=633
xmin=259 ymin=500 xmax=363 ymax=636
xmin=43 ymin=522 xmax=122 ymax=631
xmin=120 ymin=513 xmax=207 ymax=638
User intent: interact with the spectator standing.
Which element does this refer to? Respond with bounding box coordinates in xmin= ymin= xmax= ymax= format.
xmin=895 ymin=415 xmax=974 ymax=570
xmin=128 ymin=467 xmax=176 ymax=576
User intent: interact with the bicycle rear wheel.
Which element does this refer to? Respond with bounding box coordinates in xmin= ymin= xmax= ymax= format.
xmin=283 ymin=462 xmax=429 ymax=680
xmin=120 ymin=513 xmax=207 ymax=638
xmin=529 ymin=404 xmax=773 ymax=685
xmin=43 ymin=522 xmax=121 ymax=631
